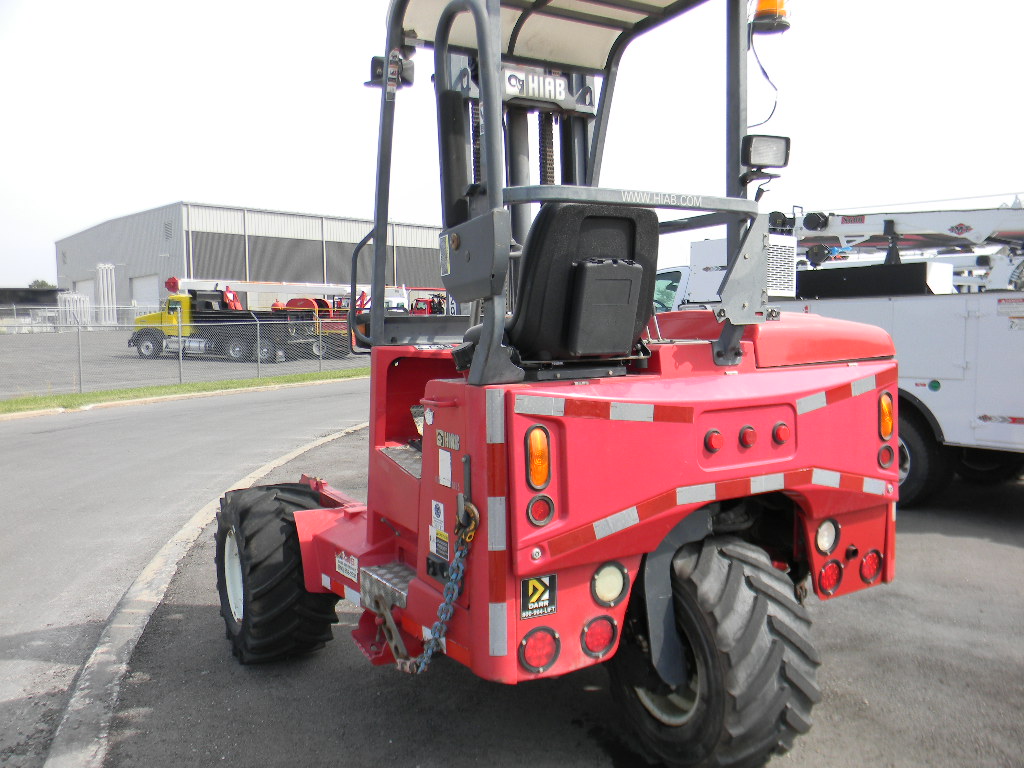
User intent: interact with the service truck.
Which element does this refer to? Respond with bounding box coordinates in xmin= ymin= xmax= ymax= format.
xmin=213 ymin=3 xmax=898 ymax=767
xmin=657 ymin=205 xmax=1024 ymax=505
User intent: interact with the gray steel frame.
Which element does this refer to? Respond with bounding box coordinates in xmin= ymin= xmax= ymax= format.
xmin=369 ymin=0 xmax=769 ymax=380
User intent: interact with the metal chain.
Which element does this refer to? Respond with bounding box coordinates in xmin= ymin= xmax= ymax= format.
xmin=398 ymin=501 xmax=479 ymax=674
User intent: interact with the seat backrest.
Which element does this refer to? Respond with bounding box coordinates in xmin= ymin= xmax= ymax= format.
xmin=506 ymin=203 xmax=659 ymax=361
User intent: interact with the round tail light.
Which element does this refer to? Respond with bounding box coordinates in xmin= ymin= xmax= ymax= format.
xmin=860 ymin=550 xmax=883 ymax=584
xmin=581 ymin=616 xmax=617 ymax=658
xmin=519 ymin=627 xmax=560 ymax=673
xmin=818 ymin=560 xmax=843 ymax=596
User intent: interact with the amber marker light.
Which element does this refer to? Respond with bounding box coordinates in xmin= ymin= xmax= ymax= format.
xmin=879 ymin=392 xmax=894 ymax=441
xmin=526 ymin=426 xmax=551 ymax=490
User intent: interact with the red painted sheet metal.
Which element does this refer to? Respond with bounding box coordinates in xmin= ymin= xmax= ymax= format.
xmin=648 ymin=309 xmax=895 ymax=367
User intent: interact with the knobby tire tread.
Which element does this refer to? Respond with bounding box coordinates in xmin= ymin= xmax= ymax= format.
xmin=612 ymin=535 xmax=820 ymax=768
xmin=216 ymin=483 xmax=339 ymax=664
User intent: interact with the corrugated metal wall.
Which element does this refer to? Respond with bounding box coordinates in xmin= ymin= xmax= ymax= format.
xmin=55 ymin=203 xmax=184 ymax=306
xmin=184 ymin=203 xmax=442 ymax=287
xmin=55 ymin=202 xmax=442 ymax=303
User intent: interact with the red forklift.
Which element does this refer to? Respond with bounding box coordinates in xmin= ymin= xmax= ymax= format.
xmin=215 ymin=2 xmax=898 ymax=765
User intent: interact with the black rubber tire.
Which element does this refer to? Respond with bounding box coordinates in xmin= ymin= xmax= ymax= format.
xmin=224 ymin=335 xmax=249 ymax=362
xmin=136 ymin=331 xmax=163 ymax=359
xmin=215 ymin=483 xmax=339 ymax=664
xmin=898 ymin=411 xmax=954 ymax=507
xmin=954 ymin=448 xmax=1024 ymax=485
xmin=609 ymin=536 xmax=820 ymax=768
xmin=257 ymin=338 xmax=278 ymax=364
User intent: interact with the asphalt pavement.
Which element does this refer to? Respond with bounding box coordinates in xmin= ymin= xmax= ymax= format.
xmin=0 ymin=380 xmax=370 ymax=768
xmin=98 ymin=429 xmax=1024 ymax=768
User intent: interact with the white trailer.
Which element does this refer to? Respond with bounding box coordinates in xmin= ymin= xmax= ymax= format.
xmin=655 ymin=206 xmax=1024 ymax=505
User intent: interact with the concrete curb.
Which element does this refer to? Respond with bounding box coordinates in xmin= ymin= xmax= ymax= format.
xmin=42 ymin=422 xmax=370 ymax=768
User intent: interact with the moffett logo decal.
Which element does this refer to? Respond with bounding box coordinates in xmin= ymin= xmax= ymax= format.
xmin=949 ymin=223 xmax=973 ymax=236
xmin=521 ymin=575 xmax=557 ymax=619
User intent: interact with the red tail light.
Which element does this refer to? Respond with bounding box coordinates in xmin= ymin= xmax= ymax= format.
xmin=581 ymin=617 xmax=617 ymax=658
xmin=860 ymin=550 xmax=883 ymax=584
xmin=519 ymin=627 xmax=560 ymax=673
xmin=818 ymin=560 xmax=843 ymax=596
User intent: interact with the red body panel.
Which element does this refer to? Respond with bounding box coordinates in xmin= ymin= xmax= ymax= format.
xmin=294 ymin=312 xmax=898 ymax=683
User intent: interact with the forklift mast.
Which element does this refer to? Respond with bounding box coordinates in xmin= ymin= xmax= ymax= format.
xmin=364 ymin=0 xmax=778 ymax=379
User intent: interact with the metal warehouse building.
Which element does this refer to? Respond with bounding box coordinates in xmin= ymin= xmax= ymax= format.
xmin=56 ymin=202 xmax=442 ymax=309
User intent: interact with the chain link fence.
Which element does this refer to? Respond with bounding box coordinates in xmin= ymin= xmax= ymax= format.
xmin=0 ymin=314 xmax=369 ymax=402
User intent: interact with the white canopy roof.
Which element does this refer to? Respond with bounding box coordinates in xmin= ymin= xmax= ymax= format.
xmin=400 ymin=0 xmax=699 ymax=72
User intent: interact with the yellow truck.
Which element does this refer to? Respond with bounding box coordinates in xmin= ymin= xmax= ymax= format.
xmin=129 ymin=288 xmax=316 ymax=362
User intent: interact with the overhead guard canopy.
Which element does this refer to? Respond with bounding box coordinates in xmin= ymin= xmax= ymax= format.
xmin=400 ymin=0 xmax=707 ymax=72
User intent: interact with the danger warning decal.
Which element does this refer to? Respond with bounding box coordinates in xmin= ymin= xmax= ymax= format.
xmin=521 ymin=575 xmax=557 ymax=620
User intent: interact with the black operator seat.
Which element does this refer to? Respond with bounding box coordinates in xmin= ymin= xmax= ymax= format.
xmin=506 ymin=203 xmax=659 ymax=362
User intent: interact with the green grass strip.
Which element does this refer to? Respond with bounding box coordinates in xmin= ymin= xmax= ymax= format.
xmin=0 ymin=367 xmax=370 ymax=415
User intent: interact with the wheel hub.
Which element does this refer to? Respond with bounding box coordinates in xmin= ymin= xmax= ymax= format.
xmin=634 ymin=662 xmax=701 ymax=726
xmin=224 ymin=528 xmax=245 ymax=623
xmin=898 ymin=437 xmax=910 ymax=484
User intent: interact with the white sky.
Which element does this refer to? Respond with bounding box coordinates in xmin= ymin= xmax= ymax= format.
xmin=1 ymin=0 xmax=1022 ymax=287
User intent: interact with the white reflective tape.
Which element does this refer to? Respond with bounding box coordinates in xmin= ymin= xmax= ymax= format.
xmin=321 ymin=573 xmax=331 ymax=590
xmin=488 ymin=496 xmax=507 ymax=551
xmin=610 ymin=402 xmax=654 ymax=421
xmin=863 ymin=477 xmax=887 ymax=495
xmin=344 ymin=586 xmax=361 ymax=606
xmin=423 ymin=625 xmax=448 ymax=653
xmin=677 ymin=484 xmax=717 ymax=505
xmin=750 ymin=474 xmax=786 ymax=494
xmin=812 ymin=468 xmax=841 ymax=488
xmin=515 ymin=395 xmax=565 ymax=416
xmin=797 ymin=392 xmax=828 ymax=414
xmin=486 ymin=388 xmax=505 ymax=444
xmin=489 ymin=602 xmax=507 ymax=656
xmin=852 ymin=375 xmax=877 ymax=397
xmin=594 ymin=507 xmax=640 ymax=539
xmin=438 ymin=448 xmax=452 ymax=487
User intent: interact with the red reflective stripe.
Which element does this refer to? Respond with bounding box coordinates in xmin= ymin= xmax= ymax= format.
xmin=785 ymin=468 xmax=813 ymax=487
xmin=533 ymin=398 xmax=692 ymax=423
xmin=716 ymin=478 xmax=751 ymax=499
xmin=839 ymin=473 xmax=862 ymax=492
xmin=877 ymin=367 xmax=898 ymax=388
xmin=564 ymin=399 xmax=611 ymax=419
xmin=637 ymin=489 xmax=677 ymax=521
xmin=653 ymin=404 xmax=694 ymax=423
xmin=547 ymin=526 xmax=596 ymax=557
xmin=488 ymin=550 xmax=508 ymax=603
xmin=486 ymin=443 xmax=507 ymax=497
xmin=825 ymin=383 xmax=853 ymax=405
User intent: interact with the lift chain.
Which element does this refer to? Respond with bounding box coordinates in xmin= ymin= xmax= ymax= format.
xmin=397 ymin=501 xmax=479 ymax=674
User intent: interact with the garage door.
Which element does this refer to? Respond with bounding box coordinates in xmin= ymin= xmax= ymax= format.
xmin=75 ymin=279 xmax=95 ymax=302
xmin=131 ymin=274 xmax=160 ymax=311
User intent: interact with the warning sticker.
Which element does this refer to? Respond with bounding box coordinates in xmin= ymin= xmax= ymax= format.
xmin=997 ymin=298 xmax=1024 ymax=315
xmin=431 ymin=500 xmax=445 ymax=529
xmin=430 ymin=527 xmax=450 ymax=561
xmin=335 ymin=551 xmax=359 ymax=583
xmin=521 ymin=575 xmax=557 ymax=620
